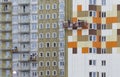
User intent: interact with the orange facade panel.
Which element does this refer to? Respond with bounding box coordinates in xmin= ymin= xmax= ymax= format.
xmin=77 ymin=5 xmax=82 ymax=12
xmin=72 ymin=17 xmax=77 ymax=22
xmin=106 ymin=17 xmax=118 ymax=24
xmin=68 ymin=42 xmax=77 ymax=48
xmin=82 ymin=47 xmax=88 ymax=53
xmin=93 ymin=17 xmax=101 ymax=24
xmin=106 ymin=42 xmax=117 ymax=48
xmin=77 ymin=30 xmax=82 ymax=36
xmin=93 ymin=42 xmax=101 ymax=48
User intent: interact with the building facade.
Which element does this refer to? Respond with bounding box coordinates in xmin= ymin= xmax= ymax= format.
xmin=65 ymin=0 xmax=120 ymax=77
xmin=0 ymin=0 xmax=12 ymax=77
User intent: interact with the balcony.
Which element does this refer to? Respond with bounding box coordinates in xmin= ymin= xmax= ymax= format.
xmin=0 ymin=17 xmax=11 ymax=23
xmin=18 ymin=9 xmax=30 ymax=14
xmin=30 ymin=54 xmax=37 ymax=61
xmin=19 ymin=57 xmax=30 ymax=61
xmin=0 ymin=64 xmax=11 ymax=70
xmin=11 ymin=47 xmax=18 ymax=53
xmin=19 ymin=29 xmax=29 ymax=33
xmin=18 ymin=66 xmax=30 ymax=71
xmin=18 ymin=0 xmax=30 ymax=5
xmin=0 ymin=36 xmax=12 ymax=41
xmin=19 ymin=19 xmax=30 ymax=24
xmin=0 ymin=0 xmax=11 ymax=4
xmin=0 ymin=8 xmax=11 ymax=13
xmin=0 ymin=55 xmax=11 ymax=60
xmin=18 ymin=48 xmax=30 ymax=52
xmin=0 ymin=46 xmax=12 ymax=51
xmin=0 ymin=27 xmax=12 ymax=32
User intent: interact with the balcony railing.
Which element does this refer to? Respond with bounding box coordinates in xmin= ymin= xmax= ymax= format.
xmin=19 ymin=29 xmax=29 ymax=33
xmin=18 ymin=0 xmax=30 ymax=5
xmin=0 ymin=64 xmax=11 ymax=69
xmin=18 ymin=9 xmax=30 ymax=14
xmin=0 ymin=36 xmax=12 ymax=41
xmin=30 ymin=54 xmax=37 ymax=61
xmin=0 ymin=8 xmax=12 ymax=13
xmin=0 ymin=55 xmax=11 ymax=60
xmin=0 ymin=0 xmax=11 ymax=3
xmin=0 ymin=17 xmax=12 ymax=22
xmin=19 ymin=19 xmax=30 ymax=24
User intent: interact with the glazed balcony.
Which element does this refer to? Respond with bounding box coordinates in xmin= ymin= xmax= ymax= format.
xmin=18 ymin=9 xmax=30 ymax=14
xmin=0 ymin=54 xmax=11 ymax=60
xmin=18 ymin=65 xmax=30 ymax=71
xmin=0 ymin=45 xmax=12 ymax=51
xmin=0 ymin=63 xmax=11 ymax=70
xmin=1 ymin=72 xmax=11 ymax=77
xmin=0 ymin=7 xmax=12 ymax=13
xmin=0 ymin=35 xmax=12 ymax=41
xmin=0 ymin=26 xmax=12 ymax=32
xmin=19 ymin=29 xmax=29 ymax=33
xmin=0 ymin=17 xmax=11 ymax=23
xmin=30 ymin=54 xmax=37 ymax=61
xmin=19 ymin=19 xmax=30 ymax=24
xmin=18 ymin=0 xmax=30 ymax=5
xmin=0 ymin=0 xmax=11 ymax=4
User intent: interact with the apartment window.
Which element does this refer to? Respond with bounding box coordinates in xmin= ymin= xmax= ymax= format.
xmin=46 ymin=4 xmax=50 ymax=10
xmin=60 ymin=52 xmax=64 ymax=57
xmin=89 ymin=35 xmax=96 ymax=41
xmin=32 ymin=63 xmax=37 ymax=68
xmin=46 ymin=61 xmax=50 ymax=66
xmin=12 ymin=15 xmax=18 ymax=22
xmin=52 ymin=32 xmax=57 ymax=38
xmin=13 ymin=6 xmax=18 ymax=12
xmin=32 ymin=14 xmax=37 ymax=21
xmin=101 ymin=48 xmax=106 ymax=54
xmin=39 ymin=14 xmax=44 ymax=19
xmin=39 ymin=52 xmax=44 ymax=57
xmin=89 ymin=72 xmax=96 ymax=77
xmin=101 ymin=36 xmax=106 ymax=42
xmin=102 ymin=12 xmax=106 ymax=18
xmin=89 ymin=11 xmax=96 ymax=17
xmin=52 ymin=51 xmax=57 ymax=57
xmin=89 ymin=0 xmax=96 ymax=5
xmin=46 ymin=14 xmax=50 ymax=19
xmin=52 ymin=3 xmax=57 ymax=9
xmin=32 ymin=71 xmax=37 ymax=77
xmin=52 ymin=23 xmax=57 ymax=28
xmin=89 ymin=60 xmax=96 ymax=65
xmin=89 ymin=23 xmax=97 ymax=29
xmin=32 ymin=4 xmax=37 ymax=11
xmin=59 ymin=42 xmax=64 ymax=47
xmin=60 ymin=69 xmax=64 ymax=76
xmin=31 ymin=33 xmax=37 ymax=39
xmin=39 ymin=33 xmax=44 ymax=38
xmin=31 ymin=23 xmax=37 ymax=30
xmin=53 ymin=61 xmax=57 ymax=66
xmin=39 ymin=61 xmax=44 ymax=66
xmin=53 ymin=42 xmax=57 ymax=47
xmin=101 ymin=72 xmax=106 ymax=77
xmin=102 ymin=0 xmax=106 ymax=5
xmin=89 ymin=48 xmax=97 ymax=53
xmin=46 ymin=70 xmax=50 ymax=76
xmin=46 ymin=42 xmax=50 ymax=47
xmin=39 ymin=4 xmax=44 ymax=10
xmin=39 ymin=23 xmax=43 ymax=29
xmin=101 ymin=60 xmax=106 ymax=66
xmin=46 ymin=33 xmax=50 ymax=38
xmin=46 ymin=23 xmax=50 ymax=28
xmin=52 ymin=70 xmax=57 ymax=76
xmin=39 ymin=42 xmax=44 ymax=48
xmin=52 ymin=13 xmax=57 ymax=19
xmin=60 ymin=61 xmax=64 ymax=66
xmin=31 ymin=42 xmax=37 ymax=49
xmin=102 ymin=24 xmax=106 ymax=29
xmin=39 ymin=71 xmax=44 ymax=76
xmin=46 ymin=52 xmax=50 ymax=57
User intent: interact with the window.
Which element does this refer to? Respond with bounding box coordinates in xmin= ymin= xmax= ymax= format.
xmin=39 ymin=4 xmax=44 ymax=10
xmin=32 ymin=62 xmax=37 ymax=68
xmin=46 ymin=61 xmax=50 ymax=66
xmin=89 ymin=0 xmax=96 ymax=5
xmin=52 ymin=13 xmax=57 ymax=19
xmin=32 ymin=71 xmax=37 ymax=77
xmin=52 ymin=70 xmax=57 ymax=76
xmin=89 ymin=48 xmax=97 ymax=53
xmin=89 ymin=35 xmax=96 ymax=41
xmin=53 ymin=51 xmax=57 ymax=57
xmin=53 ymin=42 xmax=57 ymax=47
xmin=31 ymin=33 xmax=37 ymax=39
xmin=89 ymin=60 xmax=96 ymax=65
xmin=52 ymin=23 xmax=57 ymax=28
xmin=39 ymin=33 xmax=44 ymax=38
xmin=39 ymin=14 xmax=44 ymax=19
xmin=101 ymin=48 xmax=106 ymax=54
xmin=39 ymin=61 xmax=44 ymax=66
xmin=52 ymin=32 xmax=57 ymax=38
xmin=101 ymin=60 xmax=106 ymax=66
xmin=32 ymin=14 xmax=37 ymax=21
xmin=60 ymin=69 xmax=64 ymax=76
xmin=101 ymin=36 xmax=106 ymax=42
xmin=53 ymin=61 xmax=57 ymax=66
xmin=101 ymin=72 xmax=106 ymax=77
xmin=89 ymin=23 xmax=97 ymax=29
xmin=31 ymin=23 xmax=37 ymax=30
xmin=89 ymin=11 xmax=96 ymax=17
xmin=32 ymin=4 xmax=37 ymax=11
xmin=46 ymin=14 xmax=50 ymax=19
xmin=46 ymin=33 xmax=50 ymax=38
xmin=39 ymin=52 xmax=44 ymax=57
xmin=59 ymin=42 xmax=64 ymax=47
xmin=39 ymin=71 xmax=44 ymax=76
xmin=46 ymin=23 xmax=50 ymax=28
xmin=46 ymin=52 xmax=50 ymax=57
xmin=52 ymin=3 xmax=57 ymax=9
xmin=102 ymin=24 xmax=106 ymax=29
xmin=46 ymin=70 xmax=50 ymax=76
xmin=46 ymin=4 xmax=50 ymax=10
xmin=102 ymin=0 xmax=106 ymax=5
xmin=39 ymin=23 xmax=43 ymax=29
xmin=31 ymin=42 xmax=37 ymax=49
xmin=102 ymin=12 xmax=106 ymax=18
xmin=89 ymin=72 xmax=97 ymax=77
xmin=39 ymin=42 xmax=44 ymax=48
xmin=46 ymin=42 xmax=50 ymax=48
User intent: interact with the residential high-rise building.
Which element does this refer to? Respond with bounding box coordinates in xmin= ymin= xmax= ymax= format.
xmin=64 ymin=0 xmax=120 ymax=77
xmin=0 ymin=0 xmax=12 ymax=77
xmin=0 ymin=0 xmax=66 ymax=77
